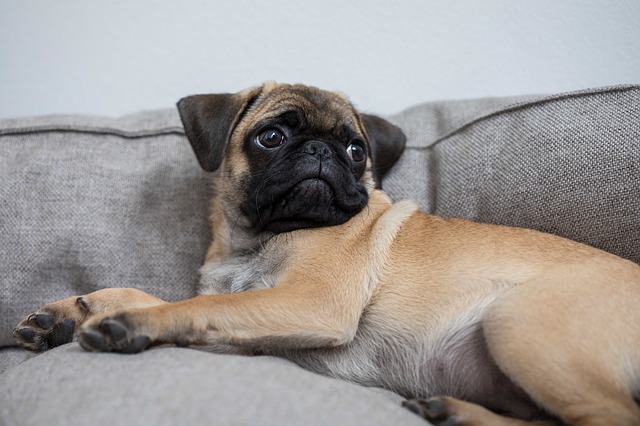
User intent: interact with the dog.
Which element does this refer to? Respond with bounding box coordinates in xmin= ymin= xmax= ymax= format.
xmin=14 ymin=82 xmax=640 ymax=425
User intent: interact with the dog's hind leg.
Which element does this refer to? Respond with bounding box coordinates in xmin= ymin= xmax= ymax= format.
xmin=13 ymin=288 xmax=166 ymax=351
xmin=482 ymin=259 xmax=640 ymax=426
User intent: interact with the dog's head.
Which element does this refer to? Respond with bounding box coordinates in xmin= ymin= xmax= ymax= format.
xmin=177 ymin=82 xmax=406 ymax=237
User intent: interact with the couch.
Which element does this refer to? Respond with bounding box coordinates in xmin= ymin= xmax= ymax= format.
xmin=1 ymin=85 xmax=638 ymax=425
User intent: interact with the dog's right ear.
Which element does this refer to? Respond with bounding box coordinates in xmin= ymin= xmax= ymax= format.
xmin=177 ymin=86 xmax=263 ymax=172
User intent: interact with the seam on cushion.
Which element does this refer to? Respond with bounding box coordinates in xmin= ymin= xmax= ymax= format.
xmin=424 ymin=84 xmax=640 ymax=150
xmin=0 ymin=125 xmax=186 ymax=138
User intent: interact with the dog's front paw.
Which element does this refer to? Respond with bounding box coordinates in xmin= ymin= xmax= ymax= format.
xmin=403 ymin=398 xmax=461 ymax=426
xmin=77 ymin=313 xmax=152 ymax=354
xmin=13 ymin=313 xmax=76 ymax=352
xmin=13 ymin=297 xmax=89 ymax=351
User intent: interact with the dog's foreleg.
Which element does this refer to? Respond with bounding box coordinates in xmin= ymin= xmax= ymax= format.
xmin=13 ymin=288 xmax=167 ymax=351
xmin=76 ymin=274 xmax=367 ymax=354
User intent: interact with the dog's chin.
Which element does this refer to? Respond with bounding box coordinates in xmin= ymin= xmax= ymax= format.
xmin=258 ymin=178 xmax=367 ymax=234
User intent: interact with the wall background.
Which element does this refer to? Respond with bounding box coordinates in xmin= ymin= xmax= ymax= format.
xmin=1 ymin=0 xmax=638 ymax=119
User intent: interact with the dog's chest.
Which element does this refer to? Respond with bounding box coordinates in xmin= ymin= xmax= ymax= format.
xmin=197 ymin=245 xmax=287 ymax=295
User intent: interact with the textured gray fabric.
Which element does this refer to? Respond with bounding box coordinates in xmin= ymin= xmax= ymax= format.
xmin=0 ymin=344 xmax=424 ymax=426
xmin=0 ymin=348 xmax=35 ymax=375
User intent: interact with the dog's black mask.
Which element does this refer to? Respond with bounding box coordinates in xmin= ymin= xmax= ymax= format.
xmin=177 ymin=83 xmax=406 ymax=236
xmin=242 ymin=120 xmax=370 ymax=234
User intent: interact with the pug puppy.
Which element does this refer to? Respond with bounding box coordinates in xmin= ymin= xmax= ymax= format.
xmin=14 ymin=82 xmax=640 ymax=426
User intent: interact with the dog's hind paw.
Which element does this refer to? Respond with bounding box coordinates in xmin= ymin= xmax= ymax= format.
xmin=403 ymin=398 xmax=461 ymax=426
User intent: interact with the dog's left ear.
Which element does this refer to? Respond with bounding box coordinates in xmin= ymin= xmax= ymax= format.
xmin=360 ymin=114 xmax=407 ymax=188
xmin=177 ymin=86 xmax=263 ymax=172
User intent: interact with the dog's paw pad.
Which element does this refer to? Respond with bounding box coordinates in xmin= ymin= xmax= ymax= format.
xmin=122 ymin=336 xmax=151 ymax=353
xmin=49 ymin=318 xmax=76 ymax=344
xmin=30 ymin=313 xmax=54 ymax=330
xmin=78 ymin=329 xmax=110 ymax=352
xmin=15 ymin=327 xmax=37 ymax=344
xmin=403 ymin=398 xmax=460 ymax=426
xmin=78 ymin=315 xmax=151 ymax=353
xmin=13 ymin=311 xmax=77 ymax=352
xmin=100 ymin=318 xmax=128 ymax=342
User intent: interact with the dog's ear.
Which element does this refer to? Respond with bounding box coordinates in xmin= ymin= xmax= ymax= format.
xmin=177 ymin=86 xmax=263 ymax=172
xmin=360 ymin=114 xmax=406 ymax=188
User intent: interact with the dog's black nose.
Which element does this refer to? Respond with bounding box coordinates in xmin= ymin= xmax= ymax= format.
xmin=303 ymin=141 xmax=333 ymax=159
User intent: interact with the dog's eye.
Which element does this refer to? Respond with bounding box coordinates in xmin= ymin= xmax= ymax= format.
xmin=256 ymin=129 xmax=285 ymax=149
xmin=346 ymin=142 xmax=366 ymax=163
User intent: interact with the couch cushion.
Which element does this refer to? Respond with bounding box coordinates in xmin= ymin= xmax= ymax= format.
xmin=0 ymin=348 xmax=36 ymax=375
xmin=0 ymin=344 xmax=426 ymax=426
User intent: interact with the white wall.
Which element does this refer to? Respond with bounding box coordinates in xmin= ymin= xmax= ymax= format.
xmin=1 ymin=0 xmax=639 ymax=118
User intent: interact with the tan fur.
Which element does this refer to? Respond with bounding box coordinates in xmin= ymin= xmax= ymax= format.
xmin=14 ymin=84 xmax=640 ymax=426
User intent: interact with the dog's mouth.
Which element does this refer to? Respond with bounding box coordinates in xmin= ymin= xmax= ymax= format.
xmin=288 ymin=178 xmax=334 ymax=204
xmin=254 ymin=176 xmax=367 ymax=234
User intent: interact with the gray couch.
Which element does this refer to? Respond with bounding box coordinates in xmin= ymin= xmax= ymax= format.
xmin=1 ymin=85 xmax=638 ymax=425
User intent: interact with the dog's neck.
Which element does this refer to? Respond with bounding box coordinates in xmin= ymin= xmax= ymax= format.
xmin=203 ymin=189 xmax=393 ymax=264
xmin=203 ymin=194 xmax=266 ymax=263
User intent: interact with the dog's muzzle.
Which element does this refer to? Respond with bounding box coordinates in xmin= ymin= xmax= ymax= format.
xmin=248 ymin=140 xmax=368 ymax=234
